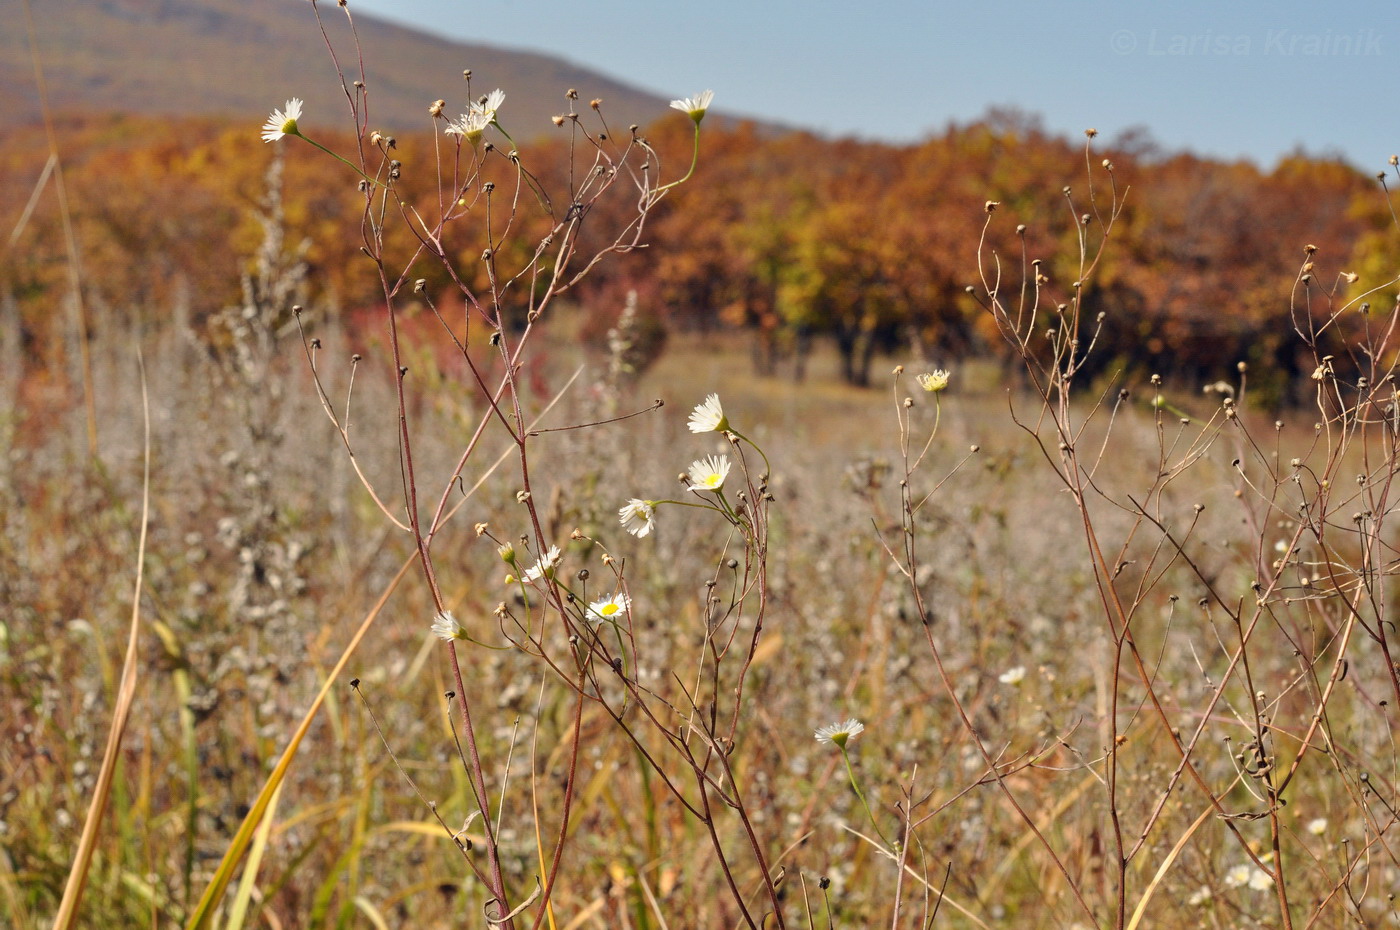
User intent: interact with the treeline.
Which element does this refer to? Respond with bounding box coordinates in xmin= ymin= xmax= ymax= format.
xmin=2 ymin=110 xmax=1391 ymax=395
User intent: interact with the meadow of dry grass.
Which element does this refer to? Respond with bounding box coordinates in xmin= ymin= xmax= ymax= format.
xmin=5 ymin=11 xmax=1400 ymax=929
xmin=6 ymin=287 xmax=1400 ymax=927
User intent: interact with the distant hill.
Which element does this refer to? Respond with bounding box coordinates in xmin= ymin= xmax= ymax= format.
xmin=0 ymin=0 xmax=695 ymax=139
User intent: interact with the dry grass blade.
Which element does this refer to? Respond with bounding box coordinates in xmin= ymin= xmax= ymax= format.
xmin=50 ymin=351 xmax=151 ymax=929
xmin=184 ymin=551 xmax=416 ymax=930
xmin=1124 ymin=803 xmax=1214 ymax=930
xmin=225 ymin=780 xmax=285 ymax=930
xmin=185 ymin=369 xmax=584 ymax=928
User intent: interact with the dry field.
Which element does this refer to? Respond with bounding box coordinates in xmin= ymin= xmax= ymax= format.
xmin=4 ymin=15 xmax=1400 ymax=928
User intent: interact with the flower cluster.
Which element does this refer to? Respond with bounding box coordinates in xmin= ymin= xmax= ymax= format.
xmin=445 ymin=88 xmax=505 ymax=145
xmin=1223 ymin=862 xmax=1273 ymax=891
xmin=616 ymin=393 xmax=737 ymax=539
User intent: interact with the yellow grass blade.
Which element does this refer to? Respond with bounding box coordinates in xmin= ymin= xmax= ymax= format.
xmin=51 ymin=352 xmax=151 ymax=930
xmin=225 ymin=780 xmax=285 ymax=930
xmin=185 ymin=368 xmax=584 ymax=927
xmin=184 ymin=553 xmax=416 ymax=930
xmin=1124 ymin=803 xmax=1215 ymax=930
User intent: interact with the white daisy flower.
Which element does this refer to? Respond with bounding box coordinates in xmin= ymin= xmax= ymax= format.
xmin=687 ymin=454 xmax=731 ymax=492
xmin=669 ymin=89 xmax=714 ymax=123
xmin=1306 ymin=817 xmax=1328 ymax=836
xmin=1247 ymin=867 xmax=1273 ymax=890
xmin=445 ymin=110 xmax=492 ymax=145
xmin=998 ymin=666 xmax=1026 ymax=685
xmin=814 ymin=718 xmax=864 ymax=748
xmin=431 ymin=610 xmax=465 ymax=642
xmin=618 ymin=499 xmax=657 ymax=537
xmin=687 ymin=393 xmax=729 ymax=433
xmin=1186 ymin=886 xmax=1212 ymax=906
xmin=587 ymin=593 xmax=630 ymax=623
xmin=916 ymin=370 xmax=950 ymax=393
xmin=1223 ymin=864 xmax=1251 ymax=888
xmin=261 ymin=98 xmax=304 ymax=143
xmin=469 ymin=88 xmax=505 ymax=120
xmin=523 ymin=545 xmax=561 ymax=582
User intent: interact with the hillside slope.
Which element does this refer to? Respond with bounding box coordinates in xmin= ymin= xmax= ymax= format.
xmin=1 ymin=0 xmax=683 ymax=138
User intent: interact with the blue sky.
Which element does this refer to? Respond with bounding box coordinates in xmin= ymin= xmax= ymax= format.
xmin=347 ymin=0 xmax=1393 ymax=169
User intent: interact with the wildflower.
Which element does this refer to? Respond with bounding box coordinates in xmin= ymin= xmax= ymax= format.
xmin=261 ymin=98 xmax=304 ymax=143
xmin=670 ymin=89 xmax=714 ymax=123
xmin=815 ymin=718 xmax=864 ymax=749
xmin=587 ymin=593 xmax=630 ymax=622
xmin=470 ymin=89 xmax=505 ymax=120
xmin=998 ymin=666 xmax=1027 ymax=685
xmin=498 ymin=542 xmax=517 ymax=566
xmin=687 ymin=454 xmax=731 ymax=492
xmin=1186 ymin=886 xmax=1211 ymax=906
xmin=1224 ymin=863 xmax=1272 ymax=890
xmin=1306 ymin=817 xmax=1328 ymax=836
xmin=619 ymin=499 xmax=657 ymax=537
xmin=687 ymin=393 xmax=729 ymax=433
xmin=523 ymin=545 xmax=561 ymax=582
xmin=445 ymin=110 xmax=492 ymax=146
xmin=431 ymin=610 xmax=466 ymax=642
xmin=916 ymin=370 xmax=950 ymax=393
